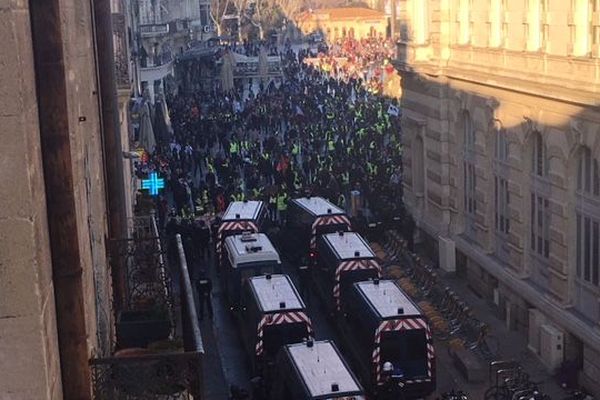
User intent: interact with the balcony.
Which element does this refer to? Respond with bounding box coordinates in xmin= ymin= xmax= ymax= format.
xmin=112 ymin=12 xmax=130 ymax=89
xmin=90 ymin=212 xmax=204 ymax=399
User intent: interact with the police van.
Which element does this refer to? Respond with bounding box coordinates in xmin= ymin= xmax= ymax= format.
xmin=284 ymin=196 xmax=351 ymax=264
xmin=223 ymin=233 xmax=281 ymax=308
xmin=271 ymin=340 xmax=365 ymax=400
xmin=217 ymin=200 xmax=268 ymax=269
xmin=339 ymin=279 xmax=436 ymax=398
xmin=239 ymin=274 xmax=313 ymax=375
xmin=314 ymin=231 xmax=381 ymax=313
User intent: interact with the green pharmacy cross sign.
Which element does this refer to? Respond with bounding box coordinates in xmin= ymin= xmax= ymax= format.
xmin=141 ymin=172 xmax=165 ymax=196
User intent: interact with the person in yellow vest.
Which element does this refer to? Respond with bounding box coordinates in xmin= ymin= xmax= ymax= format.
xmin=328 ymin=139 xmax=335 ymax=153
xmin=252 ymin=186 xmax=263 ymax=200
xmin=337 ymin=192 xmax=346 ymax=211
xmin=277 ymin=189 xmax=288 ymax=226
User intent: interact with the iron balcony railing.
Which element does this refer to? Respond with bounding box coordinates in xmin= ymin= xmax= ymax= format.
xmin=91 ymin=214 xmax=204 ymax=399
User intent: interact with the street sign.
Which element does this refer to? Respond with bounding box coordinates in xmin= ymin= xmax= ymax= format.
xmin=141 ymin=172 xmax=165 ymax=196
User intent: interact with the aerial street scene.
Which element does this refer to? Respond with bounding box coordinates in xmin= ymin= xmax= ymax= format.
xmin=2 ymin=0 xmax=600 ymax=399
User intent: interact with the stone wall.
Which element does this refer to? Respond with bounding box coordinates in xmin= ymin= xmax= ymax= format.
xmin=0 ymin=1 xmax=62 ymax=398
xmin=0 ymin=0 xmax=114 ymax=397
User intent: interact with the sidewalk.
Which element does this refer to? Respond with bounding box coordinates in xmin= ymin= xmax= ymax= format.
xmin=199 ymin=318 xmax=229 ymax=400
xmin=437 ymin=271 xmax=569 ymax=398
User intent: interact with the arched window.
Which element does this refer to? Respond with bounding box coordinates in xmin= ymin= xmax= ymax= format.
xmin=494 ymin=128 xmax=510 ymax=239
xmin=531 ymin=131 xmax=547 ymax=177
xmin=462 ymin=111 xmax=476 ymax=222
xmin=413 ymin=136 xmax=425 ymax=195
xmin=495 ymin=128 xmax=508 ymax=162
xmin=463 ymin=111 xmax=475 ymax=151
xmin=575 ymin=146 xmax=600 ymax=287
xmin=577 ymin=146 xmax=600 ymax=196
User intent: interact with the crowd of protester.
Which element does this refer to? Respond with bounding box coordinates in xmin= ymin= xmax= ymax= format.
xmin=305 ymin=37 xmax=397 ymax=92
xmin=137 ymin=40 xmax=406 ymax=282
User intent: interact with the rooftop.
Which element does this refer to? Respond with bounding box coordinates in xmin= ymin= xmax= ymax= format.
xmin=224 ymin=233 xmax=281 ymax=266
xmin=286 ymin=341 xmax=362 ymax=397
xmin=293 ymin=197 xmax=345 ymax=217
xmin=355 ymin=280 xmax=421 ymax=319
xmin=322 ymin=231 xmax=375 ymax=260
xmin=222 ymin=200 xmax=263 ymax=221
xmin=249 ymin=274 xmax=304 ymax=313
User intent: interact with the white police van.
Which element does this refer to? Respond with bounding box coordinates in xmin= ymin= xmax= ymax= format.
xmin=271 ymin=340 xmax=365 ymax=400
xmin=284 ymin=196 xmax=351 ymax=264
xmin=339 ymin=279 xmax=436 ymax=398
xmin=314 ymin=231 xmax=381 ymax=313
xmin=223 ymin=233 xmax=281 ymax=308
xmin=216 ymin=200 xmax=268 ymax=269
xmin=239 ymin=274 xmax=313 ymax=375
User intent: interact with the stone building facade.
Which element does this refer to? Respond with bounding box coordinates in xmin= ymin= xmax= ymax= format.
xmin=396 ymin=0 xmax=600 ymax=395
xmin=0 ymin=0 xmax=130 ymax=398
xmin=296 ymin=8 xmax=388 ymax=41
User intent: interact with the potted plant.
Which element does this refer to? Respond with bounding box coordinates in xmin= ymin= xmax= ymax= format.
xmin=116 ymin=305 xmax=171 ymax=349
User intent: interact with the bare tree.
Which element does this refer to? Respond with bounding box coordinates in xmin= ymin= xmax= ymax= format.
xmin=276 ymin=0 xmax=304 ymax=21
xmin=210 ymin=0 xmax=232 ymax=36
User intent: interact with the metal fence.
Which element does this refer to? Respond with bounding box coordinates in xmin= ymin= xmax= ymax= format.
xmin=91 ymin=214 xmax=204 ymax=399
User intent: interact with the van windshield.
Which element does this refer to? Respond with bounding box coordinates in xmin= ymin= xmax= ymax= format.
xmin=380 ymin=329 xmax=428 ymax=378
xmin=262 ymin=322 xmax=309 ymax=357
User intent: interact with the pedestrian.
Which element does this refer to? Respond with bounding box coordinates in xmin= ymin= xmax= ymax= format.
xmin=197 ymin=271 xmax=213 ymax=321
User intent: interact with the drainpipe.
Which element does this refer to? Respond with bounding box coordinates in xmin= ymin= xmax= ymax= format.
xmin=90 ymin=0 xmax=129 ymax=310
xmin=29 ymin=0 xmax=92 ymax=398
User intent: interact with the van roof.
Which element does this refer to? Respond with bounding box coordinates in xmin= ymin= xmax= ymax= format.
xmin=286 ymin=340 xmax=362 ymax=398
xmin=355 ymin=280 xmax=421 ymax=319
xmin=222 ymin=200 xmax=263 ymax=221
xmin=249 ymin=274 xmax=304 ymax=313
xmin=224 ymin=233 xmax=281 ymax=266
xmin=293 ymin=197 xmax=345 ymax=217
xmin=322 ymin=231 xmax=375 ymax=260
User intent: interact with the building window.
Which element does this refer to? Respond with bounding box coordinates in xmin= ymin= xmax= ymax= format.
xmin=463 ymin=111 xmax=476 ymax=232
xmin=464 ymin=111 xmax=475 ymax=151
xmin=200 ymin=4 xmax=210 ymax=27
xmin=525 ymin=0 xmax=542 ymax=51
xmin=495 ymin=129 xmax=509 ymax=162
xmin=458 ymin=0 xmax=471 ymax=44
xmin=531 ymin=131 xmax=547 ymax=177
xmin=413 ymin=135 xmax=425 ymax=195
xmin=576 ymin=146 xmax=600 ymax=287
xmin=495 ymin=176 xmax=510 ymax=235
xmin=464 ymin=162 xmax=477 ymax=215
xmin=531 ymin=192 xmax=550 ymax=258
xmin=410 ymin=0 xmax=429 ymax=44
xmin=577 ymin=147 xmax=600 ymax=196
xmin=592 ymin=0 xmax=600 ymax=51
xmin=571 ymin=0 xmax=594 ymax=55
xmin=489 ymin=0 xmax=502 ymax=47
xmin=576 ymin=213 xmax=600 ymax=286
